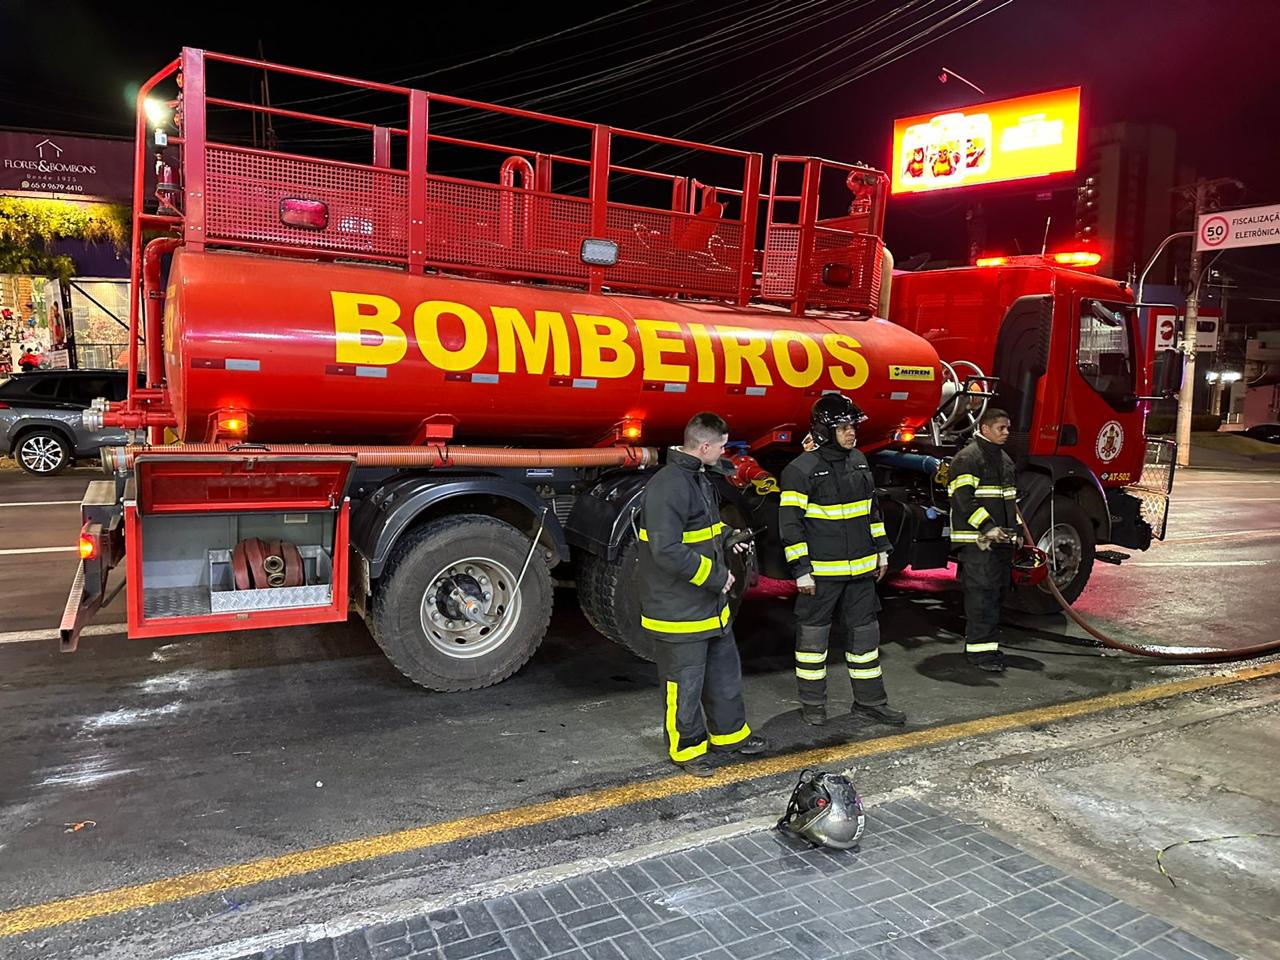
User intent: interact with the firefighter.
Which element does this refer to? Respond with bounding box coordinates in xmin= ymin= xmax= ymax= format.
xmin=779 ymin=394 xmax=907 ymax=728
xmin=639 ymin=412 xmax=767 ymax=777
xmin=947 ymin=407 xmax=1019 ymax=672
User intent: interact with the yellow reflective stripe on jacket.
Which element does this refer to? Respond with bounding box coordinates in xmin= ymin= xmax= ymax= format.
xmin=665 ymin=681 xmax=708 ymax=762
xmin=849 ymin=666 xmax=883 ymax=680
xmin=811 ymin=554 xmax=879 ymax=577
xmin=780 ymin=491 xmax=809 ymax=509
xmin=804 ymin=499 xmax=872 ymax=520
xmin=796 ymin=666 xmax=827 ymax=680
xmin=690 ymin=555 xmax=713 ymax=587
xmin=948 ymin=473 xmax=980 ymax=494
xmin=950 ymin=530 xmax=981 ymax=543
xmin=968 ymin=507 xmax=991 ymax=529
xmin=869 ymin=521 xmax=887 ymax=538
xmin=638 ymin=522 xmax=725 ymax=544
xmin=1002 ymin=486 xmax=1018 ymax=500
xmin=683 ymin=522 xmax=725 ymax=544
xmin=845 ymin=649 xmax=879 ymax=664
xmin=795 ymin=650 xmax=827 ymax=664
xmin=709 ymin=723 xmax=751 ymax=746
xmin=974 ymin=486 xmax=1005 ymax=497
xmin=642 ymin=605 xmax=732 ymax=634
xmin=784 ymin=542 xmax=810 ymax=562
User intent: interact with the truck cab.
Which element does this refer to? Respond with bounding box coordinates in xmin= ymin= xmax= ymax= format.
xmin=887 ymin=255 xmax=1174 ymax=610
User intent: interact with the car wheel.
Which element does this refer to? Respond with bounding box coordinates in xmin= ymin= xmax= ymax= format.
xmin=16 ymin=431 xmax=71 ymax=476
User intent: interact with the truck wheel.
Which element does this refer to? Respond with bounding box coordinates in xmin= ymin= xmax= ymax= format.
xmin=1007 ymin=494 xmax=1096 ymax=614
xmin=577 ymin=532 xmax=653 ymax=662
xmin=369 ymin=515 xmax=553 ymax=691
xmin=16 ymin=430 xmax=71 ymax=475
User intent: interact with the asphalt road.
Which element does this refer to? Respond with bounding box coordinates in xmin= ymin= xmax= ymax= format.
xmin=0 ymin=462 xmax=1276 ymax=958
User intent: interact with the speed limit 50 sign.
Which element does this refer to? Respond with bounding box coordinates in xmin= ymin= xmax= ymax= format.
xmin=1197 ymin=203 xmax=1280 ymax=251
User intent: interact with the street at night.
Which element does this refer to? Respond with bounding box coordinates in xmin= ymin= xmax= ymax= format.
xmin=1 ymin=461 xmax=1278 ymax=959
xmin=3 ymin=3 xmax=1280 ymax=960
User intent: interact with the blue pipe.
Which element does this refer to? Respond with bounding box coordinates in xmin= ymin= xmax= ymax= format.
xmin=869 ymin=450 xmax=942 ymax=477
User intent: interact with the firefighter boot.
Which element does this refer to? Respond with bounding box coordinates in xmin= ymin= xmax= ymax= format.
xmin=967 ymin=651 xmax=1007 ymax=673
xmin=854 ymin=702 xmax=908 ymax=725
xmin=801 ymin=703 xmax=828 ymax=726
xmin=677 ymin=756 xmax=716 ymax=778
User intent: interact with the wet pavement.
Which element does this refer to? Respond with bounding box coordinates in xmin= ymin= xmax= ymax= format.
xmin=0 ymin=466 xmax=1276 ymax=959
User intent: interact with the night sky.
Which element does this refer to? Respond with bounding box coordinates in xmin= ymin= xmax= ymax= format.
xmin=2 ymin=0 xmax=1277 ymax=317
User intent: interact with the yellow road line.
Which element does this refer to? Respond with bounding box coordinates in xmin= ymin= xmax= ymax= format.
xmin=3 ymin=660 xmax=1278 ymax=938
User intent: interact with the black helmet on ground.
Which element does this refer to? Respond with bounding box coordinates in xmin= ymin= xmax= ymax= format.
xmin=809 ymin=393 xmax=867 ymax=446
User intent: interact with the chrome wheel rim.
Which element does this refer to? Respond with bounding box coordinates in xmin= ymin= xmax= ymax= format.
xmin=20 ymin=436 xmax=64 ymax=473
xmin=1037 ymin=523 xmax=1083 ymax=591
xmin=420 ymin=557 xmax=521 ymax=659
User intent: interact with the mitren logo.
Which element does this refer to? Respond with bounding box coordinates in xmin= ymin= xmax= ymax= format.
xmin=888 ymin=364 xmax=936 ymax=381
xmin=2 ymin=139 xmax=98 ymax=175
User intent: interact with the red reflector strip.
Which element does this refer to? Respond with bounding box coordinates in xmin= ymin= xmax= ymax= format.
xmin=191 ymin=358 xmax=225 ymax=369
xmin=325 ymin=364 xmax=356 ymax=376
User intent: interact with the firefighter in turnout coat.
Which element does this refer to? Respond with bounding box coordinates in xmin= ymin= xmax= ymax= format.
xmin=947 ymin=407 xmax=1019 ymax=672
xmin=639 ymin=412 xmax=768 ymax=777
xmin=779 ymin=395 xmax=907 ymax=728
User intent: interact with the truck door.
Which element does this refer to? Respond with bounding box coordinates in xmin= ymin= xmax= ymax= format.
xmin=1062 ymin=297 xmax=1145 ymax=484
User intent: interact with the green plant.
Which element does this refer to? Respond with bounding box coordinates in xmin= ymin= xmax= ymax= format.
xmin=0 ymin=197 xmax=129 ymax=280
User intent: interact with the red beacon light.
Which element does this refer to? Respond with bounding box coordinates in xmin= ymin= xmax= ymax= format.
xmin=976 ymin=250 xmax=1102 ymax=271
xmin=1051 ymin=250 xmax=1102 ymax=268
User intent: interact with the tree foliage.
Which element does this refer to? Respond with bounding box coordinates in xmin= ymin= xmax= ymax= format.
xmin=0 ymin=198 xmax=130 ymax=280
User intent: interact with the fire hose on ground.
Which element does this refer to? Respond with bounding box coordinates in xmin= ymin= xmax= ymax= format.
xmin=1015 ymin=507 xmax=1280 ymax=662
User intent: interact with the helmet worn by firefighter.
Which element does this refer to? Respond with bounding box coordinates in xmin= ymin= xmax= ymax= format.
xmin=776 ymin=769 xmax=865 ymax=849
xmin=809 ymin=394 xmax=868 ymax=447
xmin=1011 ymin=543 xmax=1050 ymax=587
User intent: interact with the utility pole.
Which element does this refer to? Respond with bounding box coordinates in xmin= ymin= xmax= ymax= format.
xmin=1174 ymin=177 xmax=1241 ymax=466
xmin=1175 ymin=181 xmax=1206 ymax=467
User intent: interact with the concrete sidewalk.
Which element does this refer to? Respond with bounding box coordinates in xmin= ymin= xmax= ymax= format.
xmin=227 ymin=799 xmax=1244 ymax=960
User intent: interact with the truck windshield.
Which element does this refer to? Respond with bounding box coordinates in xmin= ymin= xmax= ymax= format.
xmin=1078 ymin=299 xmax=1135 ymax=408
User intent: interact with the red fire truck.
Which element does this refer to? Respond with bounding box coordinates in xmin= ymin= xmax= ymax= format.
xmin=60 ymin=49 xmax=1174 ymax=689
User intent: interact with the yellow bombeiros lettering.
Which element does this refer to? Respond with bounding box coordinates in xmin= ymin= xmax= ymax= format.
xmin=686 ymin=322 xmax=718 ymax=383
xmin=635 ymin=318 xmax=690 ymax=382
xmin=492 ymin=306 xmax=571 ymax=376
xmin=573 ymin=313 xmax=637 ymax=379
xmin=331 ymin=291 xmax=408 ymax=366
xmin=329 ymin=294 xmax=873 ymax=395
xmin=771 ymin=330 xmax=824 ymax=388
xmin=717 ymin=325 xmax=773 ymax=386
xmin=413 ymin=300 xmax=488 ymax=371
xmin=823 ymin=332 xmax=870 ymax=391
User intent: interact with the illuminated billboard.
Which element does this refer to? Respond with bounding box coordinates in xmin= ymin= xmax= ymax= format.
xmin=890 ymin=87 xmax=1081 ymax=195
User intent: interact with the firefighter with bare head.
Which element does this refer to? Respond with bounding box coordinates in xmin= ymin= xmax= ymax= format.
xmin=638 ymin=412 xmax=767 ymax=777
xmin=948 ymin=407 xmax=1019 ymax=672
xmin=779 ymin=394 xmax=906 ymax=728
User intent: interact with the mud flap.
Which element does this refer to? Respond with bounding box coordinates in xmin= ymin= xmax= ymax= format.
xmin=59 ymin=529 xmax=108 ymax=653
xmin=58 ymin=481 xmax=124 ymax=653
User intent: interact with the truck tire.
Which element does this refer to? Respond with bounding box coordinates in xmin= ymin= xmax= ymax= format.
xmin=369 ymin=514 xmax=553 ymax=691
xmin=16 ymin=429 xmax=71 ymax=475
xmin=1007 ymin=494 xmax=1096 ymax=614
xmin=577 ymin=532 xmax=654 ymax=662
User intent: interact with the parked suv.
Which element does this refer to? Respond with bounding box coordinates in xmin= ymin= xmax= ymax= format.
xmin=0 ymin=369 xmax=132 ymax=475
